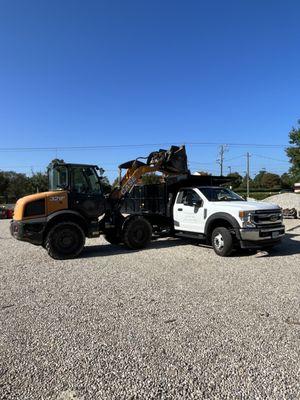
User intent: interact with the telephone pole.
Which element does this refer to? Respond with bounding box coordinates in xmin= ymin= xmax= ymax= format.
xmin=217 ymin=145 xmax=228 ymax=176
xmin=246 ymin=152 xmax=251 ymax=199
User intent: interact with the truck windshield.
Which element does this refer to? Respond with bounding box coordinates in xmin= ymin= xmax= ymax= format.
xmin=199 ymin=187 xmax=244 ymax=202
xmin=48 ymin=165 xmax=68 ymax=191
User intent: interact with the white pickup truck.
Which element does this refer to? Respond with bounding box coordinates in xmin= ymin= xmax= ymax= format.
xmin=171 ymin=186 xmax=285 ymax=256
xmin=123 ymin=182 xmax=285 ymax=256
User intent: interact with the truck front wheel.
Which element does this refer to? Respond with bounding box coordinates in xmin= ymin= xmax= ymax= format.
xmin=45 ymin=222 xmax=85 ymax=259
xmin=123 ymin=217 xmax=152 ymax=250
xmin=211 ymin=227 xmax=233 ymax=257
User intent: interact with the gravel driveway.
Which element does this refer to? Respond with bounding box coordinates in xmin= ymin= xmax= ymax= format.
xmin=1 ymin=219 xmax=300 ymax=400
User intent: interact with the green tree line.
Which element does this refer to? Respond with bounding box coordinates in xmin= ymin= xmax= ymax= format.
xmin=0 ymin=171 xmax=48 ymax=203
xmin=0 ymin=170 xmax=112 ymax=203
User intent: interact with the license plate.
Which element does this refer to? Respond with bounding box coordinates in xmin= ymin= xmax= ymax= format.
xmin=272 ymin=231 xmax=280 ymax=238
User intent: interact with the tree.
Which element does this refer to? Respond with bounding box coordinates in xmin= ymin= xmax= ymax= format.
xmin=100 ymin=176 xmax=112 ymax=194
xmin=253 ymin=170 xmax=266 ymax=188
xmin=281 ymin=172 xmax=293 ymax=189
xmin=261 ymin=173 xmax=281 ymax=189
xmin=0 ymin=171 xmax=9 ymax=194
xmin=27 ymin=172 xmax=48 ymax=193
xmin=239 ymin=175 xmax=253 ymax=189
xmin=4 ymin=171 xmax=29 ymax=200
xmin=286 ymin=119 xmax=300 ymax=183
xmin=227 ymin=172 xmax=242 ymax=189
xmin=253 ymin=170 xmax=281 ymax=189
xmin=111 ymin=177 xmax=120 ymax=188
xmin=141 ymin=173 xmax=161 ymax=185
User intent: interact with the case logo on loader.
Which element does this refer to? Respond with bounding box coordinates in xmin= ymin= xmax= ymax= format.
xmin=49 ymin=196 xmax=65 ymax=202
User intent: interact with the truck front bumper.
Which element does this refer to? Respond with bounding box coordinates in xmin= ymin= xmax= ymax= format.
xmin=239 ymin=226 xmax=285 ymax=249
xmin=10 ymin=219 xmax=46 ymax=245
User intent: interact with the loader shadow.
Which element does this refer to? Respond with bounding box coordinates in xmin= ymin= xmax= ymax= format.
xmin=81 ymin=237 xmax=189 ymax=258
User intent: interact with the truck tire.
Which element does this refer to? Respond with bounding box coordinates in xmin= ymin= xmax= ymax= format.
xmin=123 ymin=217 xmax=152 ymax=250
xmin=211 ymin=227 xmax=233 ymax=257
xmin=45 ymin=222 xmax=85 ymax=259
xmin=104 ymin=233 xmax=122 ymax=245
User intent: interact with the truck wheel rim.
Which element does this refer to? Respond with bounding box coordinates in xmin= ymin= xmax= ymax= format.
xmin=214 ymin=233 xmax=224 ymax=250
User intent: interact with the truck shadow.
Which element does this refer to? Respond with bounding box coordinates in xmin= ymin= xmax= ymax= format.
xmin=256 ymin=233 xmax=300 ymax=257
xmin=81 ymin=233 xmax=300 ymax=259
xmin=82 ymin=238 xmax=189 ymax=258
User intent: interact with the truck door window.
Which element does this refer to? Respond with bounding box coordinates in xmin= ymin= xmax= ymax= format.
xmin=177 ymin=189 xmax=200 ymax=205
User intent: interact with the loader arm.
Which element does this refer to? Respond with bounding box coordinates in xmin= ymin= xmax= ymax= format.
xmin=110 ymin=145 xmax=189 ymax=200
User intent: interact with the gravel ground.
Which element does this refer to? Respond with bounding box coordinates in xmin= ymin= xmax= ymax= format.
xmin=1 ymin=219 xmax=300 ymax=400
xmin=263 ymin=193 xmax=300 ymax=212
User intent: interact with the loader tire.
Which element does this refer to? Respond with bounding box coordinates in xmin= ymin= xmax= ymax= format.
xmin=123 ymin=217 xmax=152 ymax=250
xmin=45 ymin=222 xmax=85 ymax=260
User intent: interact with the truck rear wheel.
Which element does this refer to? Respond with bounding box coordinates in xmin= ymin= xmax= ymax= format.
xmin=212 ymin=227 xmax=233 ymax=257
xmin=45 ymin=222 xmax=85 ymax=260
xmin=123 ymin=217 xmax=152 ymax=250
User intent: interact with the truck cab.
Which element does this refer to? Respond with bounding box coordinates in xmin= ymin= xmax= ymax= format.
xmin=173 ymin=186 xmax=285 ymax=256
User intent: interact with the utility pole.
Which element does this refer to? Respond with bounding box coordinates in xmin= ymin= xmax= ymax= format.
xmin=228 ymin=166 xmax=232 ymax=175
xmin=217 ymin=145 xmax=228 ymax=176
xmin=246 ymin=152 xmax=251 ymax=199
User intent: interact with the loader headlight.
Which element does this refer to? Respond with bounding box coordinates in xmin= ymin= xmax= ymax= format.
xmin=239 ymin=210 xmax=256 ymax=228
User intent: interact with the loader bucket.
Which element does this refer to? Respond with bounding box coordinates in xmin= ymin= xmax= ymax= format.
xmin=147 ymin=145 xmax=189 ymax=175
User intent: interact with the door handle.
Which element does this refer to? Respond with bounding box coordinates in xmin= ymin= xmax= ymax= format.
xmin=178 ymin=208 xmax=183 ymax=211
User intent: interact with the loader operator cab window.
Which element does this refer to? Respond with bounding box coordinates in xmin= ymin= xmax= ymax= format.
xmin=49 ymin=165 xmax=68 ymax=191
xmin=71 ymin=167 xmax=102 ymax=195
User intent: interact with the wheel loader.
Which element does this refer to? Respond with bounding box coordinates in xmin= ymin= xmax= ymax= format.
xmin=10 ymin=145 xmax=188 ymax=259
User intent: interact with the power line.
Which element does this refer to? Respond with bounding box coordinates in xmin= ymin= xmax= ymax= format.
xmin=225 ymin=154 xmax=245 ymax=162
xmin=252 ymin=154 xmax=290 ymax=163
xmin=0 ymin=141 xmax=291 ymax=152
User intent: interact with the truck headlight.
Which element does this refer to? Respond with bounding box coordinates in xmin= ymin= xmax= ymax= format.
xmin=239 ymin=210 xmax=256 ymax=228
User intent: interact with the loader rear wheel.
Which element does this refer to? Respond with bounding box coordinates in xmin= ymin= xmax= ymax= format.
xmin=123 ymin=217 xmax=152 ymax=250
xmin=45 ymin=222 xmax=85 ymax=260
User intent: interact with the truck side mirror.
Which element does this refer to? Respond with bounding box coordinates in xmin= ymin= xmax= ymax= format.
xmin=193 ymin=199 xmax=203 ymax=207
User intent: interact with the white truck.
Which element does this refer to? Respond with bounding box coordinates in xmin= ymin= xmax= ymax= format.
xmin=123 ymin=176 xmax=285 ymax=256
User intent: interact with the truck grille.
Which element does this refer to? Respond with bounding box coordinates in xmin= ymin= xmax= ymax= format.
xmin=252 ymin=209 xmax=282 ymax=227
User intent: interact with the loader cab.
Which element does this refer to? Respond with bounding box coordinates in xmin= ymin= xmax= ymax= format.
xmin=48 ymin=162 xmax=106 ymax=219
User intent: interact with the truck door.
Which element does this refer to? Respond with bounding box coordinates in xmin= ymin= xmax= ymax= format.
xmin=173 ymin=188 xmax=206 ymax=233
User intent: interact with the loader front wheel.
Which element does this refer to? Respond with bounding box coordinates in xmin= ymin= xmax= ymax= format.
xmin=123 ymin=217 xmax=152 ymax=250
xmin=45 ymin=222 xmax=85 ymax=259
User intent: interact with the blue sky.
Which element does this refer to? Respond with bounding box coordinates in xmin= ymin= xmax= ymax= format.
xmin=0 ymin=0 xmax=299 ymax=181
